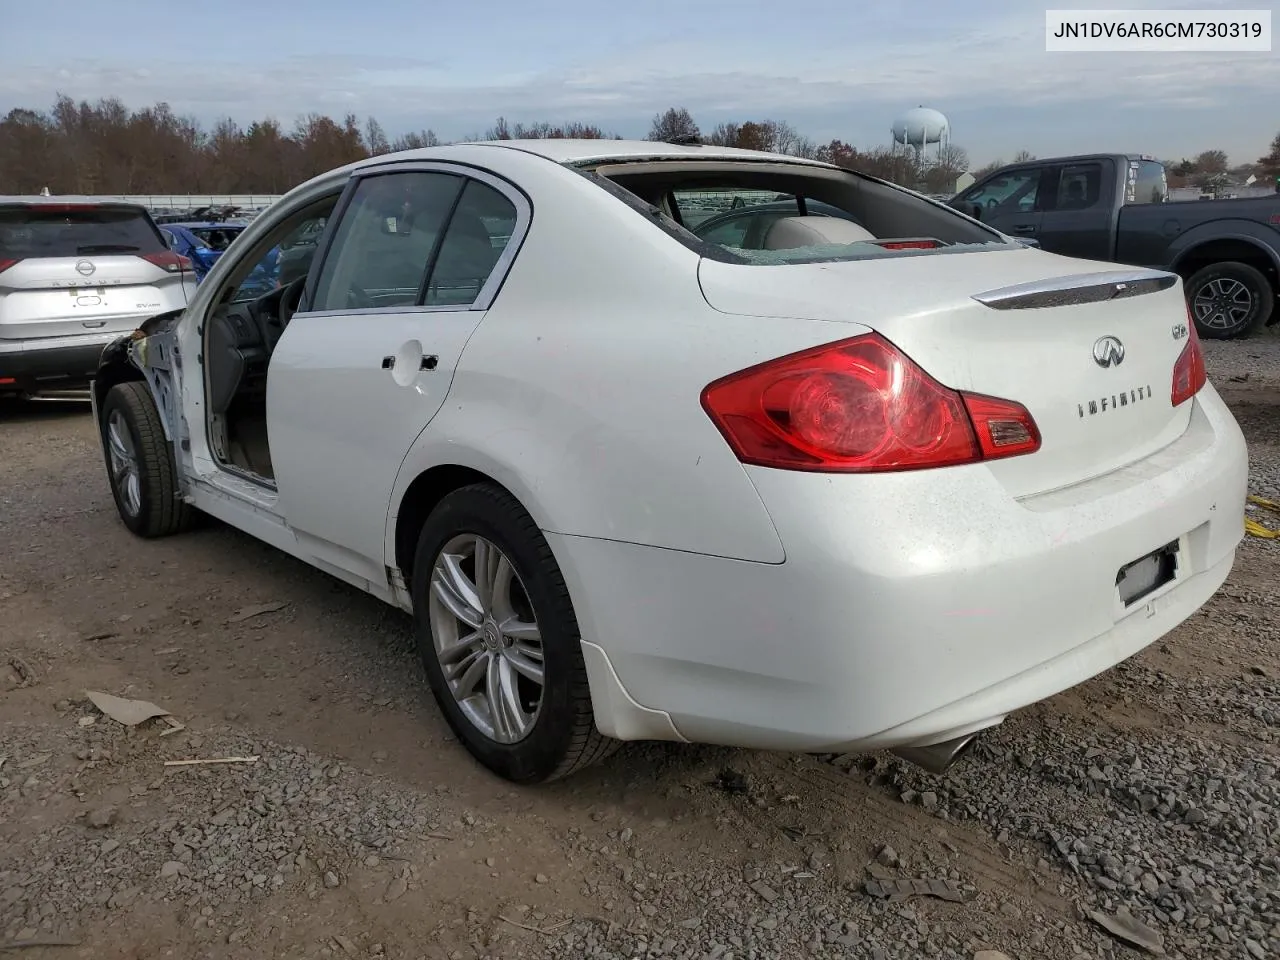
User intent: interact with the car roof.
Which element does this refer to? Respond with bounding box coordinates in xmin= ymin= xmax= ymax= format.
xmin=464 ymin=138 xmax=829 ymax=166
xmin=275 ymin=139 xmax=852 ymax=212
xmin=333 ymin=139 xmax=833 ymax=172
xmin=167 ymin=221 xmax=245 ymax=229
xmin=471 ymin=138 xmax=831 ymax=167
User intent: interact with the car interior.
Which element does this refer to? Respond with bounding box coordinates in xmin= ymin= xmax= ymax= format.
xmin=587 ymin=160 xmax=1002 ymax=255
xmin=203 ymin=194 xmax=342 ymax=483
xmin=202 ymin=174 xmax=515 ymax=486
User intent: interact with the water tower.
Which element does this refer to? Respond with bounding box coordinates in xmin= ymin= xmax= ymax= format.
xmin=891 ymin=106 xmax=950 ymax=175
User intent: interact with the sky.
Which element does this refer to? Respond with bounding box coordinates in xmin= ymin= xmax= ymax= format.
xmin=0 ymin=0 xmax=1275 ymax=167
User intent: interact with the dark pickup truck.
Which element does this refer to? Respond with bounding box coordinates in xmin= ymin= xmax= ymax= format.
xmin=949 ymin=154 xmax=1280 ymax=339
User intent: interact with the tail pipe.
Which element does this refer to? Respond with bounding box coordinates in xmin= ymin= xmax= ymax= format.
xmin=891 ymin=732 xmax=980 ymax=775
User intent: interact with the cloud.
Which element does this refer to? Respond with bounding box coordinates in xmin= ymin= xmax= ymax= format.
xmin=0 ymin=0 xmax=1274 ymax=163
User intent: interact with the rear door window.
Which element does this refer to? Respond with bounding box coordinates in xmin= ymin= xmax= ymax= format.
xmin=0 ymin=205 xmax=167 ymax=259
xmin=311 ymin=171 xmax=463 ymax=312
xmin=1054 ymin=163 xmax=1104 ymax=210
xmin=423 ymin=180 xmax=517 ymax=307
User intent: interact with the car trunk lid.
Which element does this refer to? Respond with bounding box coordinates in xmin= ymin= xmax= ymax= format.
xmin=697 ymin=248 xmax=1196 ymax=498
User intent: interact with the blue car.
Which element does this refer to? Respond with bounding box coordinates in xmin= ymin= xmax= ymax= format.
xmin=159 ymin=221 xmax=249 ymax=282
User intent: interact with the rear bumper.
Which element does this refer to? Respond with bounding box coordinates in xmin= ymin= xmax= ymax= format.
xmin=0 ymin=331 xmax=123 ymax=392
xmin=558 ymin=384 xmax=1247 ymax=753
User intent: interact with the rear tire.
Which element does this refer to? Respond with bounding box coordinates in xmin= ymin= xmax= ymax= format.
xmin=1185 ymin=261 xmax=1273 ymax=340
xmin=410 ymin=483 xmax=618 ymax=783
xmin=99 ymin=381 xmax=195 ymax=538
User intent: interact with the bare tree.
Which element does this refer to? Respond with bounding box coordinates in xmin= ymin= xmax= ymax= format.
xmin=789 ymin=136 xmax=819 ymax=160
xmin=648 ymin=107 xmax=700 ymax=143
xmin=1256 ymin=131 xmax=1280 ymax=178
xmin=918 ymin=144 xmax=970 ymax=193
xmin=1012 ymin=149 xmax=1035 ymax=162
xmin=364 ymin=117 xmax=390 ymax=155
xmin=1194 ymin=149 xmax=1229 ymax=174
xmin=703 ymin=122 xmax=740 ymax=147
xmin=391 ymin=129 xmax=441 ymax=151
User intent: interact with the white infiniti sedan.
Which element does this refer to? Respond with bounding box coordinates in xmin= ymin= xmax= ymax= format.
xmin=91 ymin=140 xmax=1248 ymax=783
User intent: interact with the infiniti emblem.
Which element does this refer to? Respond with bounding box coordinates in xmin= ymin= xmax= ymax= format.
xmin=75 ymin=259 xmax=96 ymax=277
xmin=1092 ymin=335 xmax=1125 ymax=368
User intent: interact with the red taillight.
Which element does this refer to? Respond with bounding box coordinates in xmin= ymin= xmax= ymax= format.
xmin=700 ymin=333 xmax=1040 ymax=473
xmin=0 ymin=258 xmax=19 ymax=274
xmin=962 ymin=391 xmax=1041 ymax=460
xmin=141 ymin=251 xmax=192 ymax=273
xmin=1171 ymin=319 xmax=1206 ymax=407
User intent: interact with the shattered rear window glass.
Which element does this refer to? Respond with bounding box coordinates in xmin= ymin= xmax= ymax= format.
xmin=732 ymin=240 xmax=1019 ymax=265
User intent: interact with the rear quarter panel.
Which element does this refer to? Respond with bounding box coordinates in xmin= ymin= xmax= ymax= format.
xmin=383 ymin=152 xmax=874 ymax=564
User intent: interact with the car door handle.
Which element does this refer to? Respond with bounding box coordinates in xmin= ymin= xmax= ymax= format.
xmin=1010 ymin=224 xmax=1038 ymax=234
xmin=382 ymin=354 xmax=438 ymax=371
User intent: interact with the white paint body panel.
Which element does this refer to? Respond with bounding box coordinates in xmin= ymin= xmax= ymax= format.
xmin=268 ymin=307 xmax=485 ymax=586
xmin=135 ymin=140 xmax=1247 ymax=757
xmin=548 ymin=384 xmax=1244 ymax=751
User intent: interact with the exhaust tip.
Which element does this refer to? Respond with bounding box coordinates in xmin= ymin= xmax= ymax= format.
xmin=891 ymin=733 xmax=980 ymax=775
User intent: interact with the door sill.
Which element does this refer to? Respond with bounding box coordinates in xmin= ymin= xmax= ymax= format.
xmin=202 ymin=465 xmax=281 ymax=514
xmin=216 ymin=460 xmax=278 ymax=492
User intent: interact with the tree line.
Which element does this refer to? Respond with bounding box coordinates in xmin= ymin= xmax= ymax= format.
xmin=1 ymin=96 xmax=1275 ymax=197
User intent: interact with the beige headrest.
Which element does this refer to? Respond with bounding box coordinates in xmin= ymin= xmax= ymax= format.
xmin=763 ymin=215 xmax=876 ymax=250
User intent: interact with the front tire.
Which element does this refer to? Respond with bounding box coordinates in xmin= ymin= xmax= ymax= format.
xmin=410 ymin=483 xmax=618 ymax=783
xmin=99 ymin=381 xmax=194 ymax=537
xmin=1186 ymin=261 xmax=1273 ymax=340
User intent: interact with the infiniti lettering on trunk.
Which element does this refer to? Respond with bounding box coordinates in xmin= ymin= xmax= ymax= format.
xmin=1078 ymin=385 xmax=1154 ymax=419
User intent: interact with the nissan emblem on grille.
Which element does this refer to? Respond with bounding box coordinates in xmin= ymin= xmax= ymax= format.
xmin=75 ymin=260 xmax=96 ymax=277
xmin=1092 ymin=335 xmax=1125 ymax=368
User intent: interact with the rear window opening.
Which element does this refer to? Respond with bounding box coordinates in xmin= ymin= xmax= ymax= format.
xmin=579 ymin=160 xmax=1019 ymax=265
xmin=0 ymin=205 xmax=167 ymax=260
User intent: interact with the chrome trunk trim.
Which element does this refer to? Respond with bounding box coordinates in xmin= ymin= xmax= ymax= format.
xmin=972 ymin=269 xmax=1179 ymax=310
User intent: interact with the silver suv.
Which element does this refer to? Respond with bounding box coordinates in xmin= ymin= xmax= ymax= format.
xmin=0 ymin=198 xmax=198 ymax=396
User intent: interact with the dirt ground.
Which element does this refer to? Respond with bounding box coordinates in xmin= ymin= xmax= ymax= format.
xmin=2 ymin=345 xmax=1278 ymax=960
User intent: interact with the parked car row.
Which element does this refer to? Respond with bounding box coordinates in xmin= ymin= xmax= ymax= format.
xmin=87 ymin=139 xmax=1246 ymax=787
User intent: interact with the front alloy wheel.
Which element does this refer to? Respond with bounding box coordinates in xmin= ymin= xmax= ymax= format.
xmin=429 ymin=533 xmax=545 ymax=744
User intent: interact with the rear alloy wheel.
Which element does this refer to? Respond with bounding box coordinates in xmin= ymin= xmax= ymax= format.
xmin=1186 ymin=261 xmax=1273 ymax=340
xmin=99 ymin=381 xmax=195 ymax=537
xmin=411 ymin=483 xmax=618 ymax=783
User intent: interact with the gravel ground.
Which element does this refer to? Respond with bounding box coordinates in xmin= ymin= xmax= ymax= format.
xmin=1 ymin=331 xmax=1277 ymax=960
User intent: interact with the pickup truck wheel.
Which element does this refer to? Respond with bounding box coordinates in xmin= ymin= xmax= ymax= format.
xmin=410 ymin=483 xmax=620 ymax=784
xmin=99 ymin=381 xmax=195 ymax=538
xmin=1186 ymin=261 xmax=1273 ymax=340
